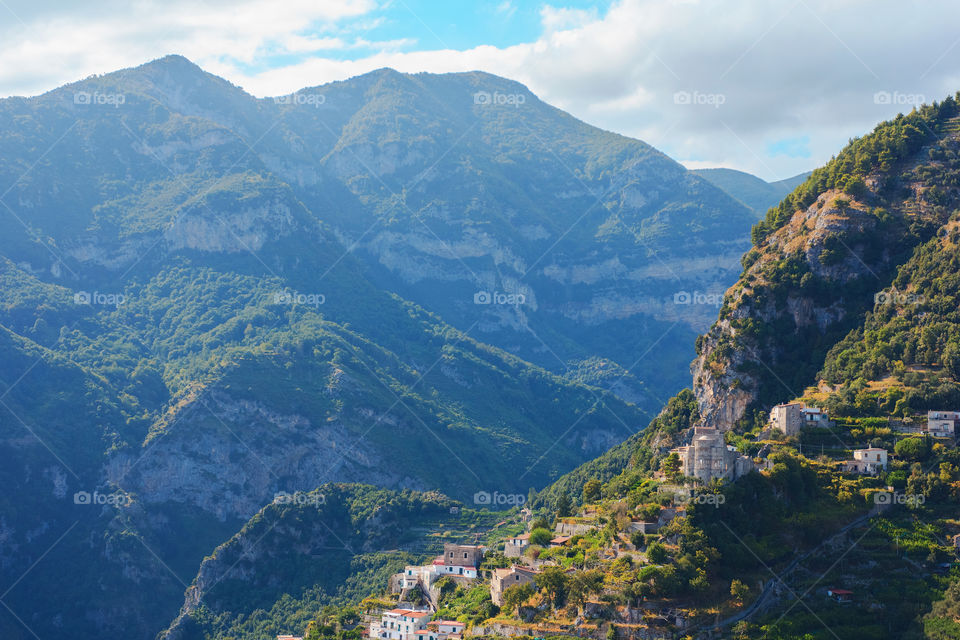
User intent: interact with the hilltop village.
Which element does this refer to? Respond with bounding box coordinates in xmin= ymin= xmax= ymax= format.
xmin=274 ymin=400 xmax=960 ymax=640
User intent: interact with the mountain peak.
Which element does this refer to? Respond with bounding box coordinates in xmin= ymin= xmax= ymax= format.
xmin=137 ymin=54 xmax=205 ymax=75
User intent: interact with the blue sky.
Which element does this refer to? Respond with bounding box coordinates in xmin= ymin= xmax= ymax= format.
xmin=0 ymin=0 xmax=957 ymax=180
xmin=229 ymin=1 xmax=610 ymax=71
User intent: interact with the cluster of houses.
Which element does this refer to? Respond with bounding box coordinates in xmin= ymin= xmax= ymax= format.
xmin=390 ymin=543 xmax=485 ymax=603
xmin=771 ymin=403 xmax=960 ymax=440
xmin=370 ymin=543 xmax=486 ymax=640
xmin=369 ymin=611 xmax=466 ymax=640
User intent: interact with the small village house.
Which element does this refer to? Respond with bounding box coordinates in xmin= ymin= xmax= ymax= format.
xmin=390 ymin=543 xmax=484 ymax=598
xmin=490 ymin=566 xmax=538 ymax=605
xmin=770 ymin=402 xmax=831 ymax=436
xmin=928 ymin=411 xmax=960 ymax=437
xmin=504 ymin=533 xmax=530 ymax=558
xmin=431 ymin=621 xmax=465 ymax=636
xmin=842 ymin=447 xmax=888 ymax=474
xmin=433 ymin=543 xmax=483 ymax=578
xmin=369 ymin=609 xmax=432 ymax=640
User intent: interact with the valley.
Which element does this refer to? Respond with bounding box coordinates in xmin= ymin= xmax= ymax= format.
xmin=1 ymin=52 xmax=960 ymax=640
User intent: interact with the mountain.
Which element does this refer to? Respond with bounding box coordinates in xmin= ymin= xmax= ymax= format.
xmin=692 ymin=167 xmax=810 ymax=216
xmin=538 ymin=94 xmax=960 ymax=500
xmin=0 ymin=55 xmax=757 ymax=640
xmin=501 ymin=94 xmax=960 ymax=639
xmin=694 ymin=95 xmax=960 ymax=430
xmin=161 ymin=484 xmax=469 ymax=640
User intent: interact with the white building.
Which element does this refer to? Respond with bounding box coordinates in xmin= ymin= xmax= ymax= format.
xmin=431 ymin=556 xmax=478 ymax=579
xmin=801 ymin=406 xmax=830 ymax=425
xmin=391 ymin=544 xmax=484 ymax=594
xmin=433 ymin=621 xmax=465 ymax=636
xmin=370 ymin=609 xmax=432 ymax=640
xmin=843 ymin=448 xmax=888 ymax=474
xmin=412 ymin=621 xmax=465 ymax=640
xmin=928 ymin=411 xmax=960 ymax=437
xmin=504 ymin=533 xmax=530 ymax=558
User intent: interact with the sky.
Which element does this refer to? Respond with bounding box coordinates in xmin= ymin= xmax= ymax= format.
xmin=0 ymin=0 xmax=957 ymax=180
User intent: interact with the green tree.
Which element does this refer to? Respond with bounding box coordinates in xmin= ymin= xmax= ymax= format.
xmin=646 ymin=542 xmax=668 ymax=564
xmin=660 ymin=452 xmax=681 ymax=481
xmin=583 ymin=478 xmax=602 ymax=503
xmin=501 ymin=582 xmax=534 ymax=615
xmin=924 ymin=579 xmax=960 ymax=639
xmin=895 ymin=436 xmax=930 ymax=461
xmin=536 ymin=566 xmax=570 ymax=609
xmin=730 ymin=579 xmax=750 ymax=605
xmin=556 ymin=493 xmax=573 ymax=517
xmin=568 ymin=569 xmax=605 ymax=609
xmin=529 ymin=527 xmax=553 ymax=546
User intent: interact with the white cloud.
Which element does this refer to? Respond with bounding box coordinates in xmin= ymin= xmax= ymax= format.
xmin=0 ymin=0 xmax=958 ymax=180
xmin=496 ymin=1 xmax=517 ymax=20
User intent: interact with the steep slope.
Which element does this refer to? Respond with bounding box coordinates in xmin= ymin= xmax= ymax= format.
xmin=692 ymin=168 xmax=810 ymax=216
xmin=161 ymin=484 xmax=463 ymax=640
xmin=279 ymin=68 xmax=755 ymax=397
xmin=536 ymin=94 xmax=960 ymax=506
xmin=0 ymin=58 xmax=661 ymax=640
xmin=693 ymin=96 xmax=960 ymax=429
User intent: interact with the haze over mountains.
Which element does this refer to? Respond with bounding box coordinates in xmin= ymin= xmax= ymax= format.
xmin=691 ymin=168 xmax=811 ymax=217
xmin=0 ymin=55 xmax=770 ymax=639
xmin=164 ymin=91 xmax=960 ymax=640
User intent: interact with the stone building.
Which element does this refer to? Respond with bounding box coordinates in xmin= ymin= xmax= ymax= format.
xmin=439 ymin=543 xmax=483 ymax=570
xmin=490 ymin=566 xmax=538 ymax=606
xmin=928 ymin=411 xmax=960 ymax=437
xmin=770 ymin=403 xmax=830 ymax=436
xmin=671 ymin=427 xmax=755 ymax=484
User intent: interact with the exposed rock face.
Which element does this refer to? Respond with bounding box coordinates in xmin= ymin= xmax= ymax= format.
xmin=115 ymin=391 xmax=402 ymax=521
xmin=162 ymin=199 xmax=296 ymax=253
xmin=691 ymin=193 xmax=884 ymax=430
xmin=692 ymin=124 xmax=960 ymax=429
